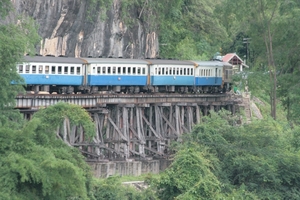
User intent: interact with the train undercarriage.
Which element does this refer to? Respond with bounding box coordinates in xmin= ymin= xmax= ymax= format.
xmin=24 ymin=84 xmax=230 ymax=95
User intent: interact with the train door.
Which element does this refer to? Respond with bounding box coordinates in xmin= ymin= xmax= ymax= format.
xmin=83 ymin=63 xmax=88 ymax=86
xmin=215 ymin=68 xmax=218 ymax=84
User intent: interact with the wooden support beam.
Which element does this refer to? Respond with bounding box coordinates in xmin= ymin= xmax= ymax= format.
xmin=142 ymin=115 xmax=162 ymax=139
xmin=107 ymin=116 xmax=128 ymax=142
xmin=161 ymin=113 xmax=179 ymax=136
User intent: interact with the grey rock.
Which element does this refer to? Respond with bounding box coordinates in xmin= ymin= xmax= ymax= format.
xmin=11 ymin=0 xmax=159 ymax=58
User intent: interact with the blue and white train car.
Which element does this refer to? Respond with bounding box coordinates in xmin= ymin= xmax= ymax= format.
xmin=146 ymin=59 xmax=196 ymax=92
xmin=83 ymin=58 xmax=149 ymax=93
xmin=18 ymin=56 xmax=85 ymax=93
xmin=192 ymin=61 xmax=224 ymax=92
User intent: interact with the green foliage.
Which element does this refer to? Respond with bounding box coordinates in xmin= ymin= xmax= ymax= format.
xmin=193 ymin=114 xmax=300 ymax=198
xmin=149 ymin=110 xmax=300 ymax=199
xmin=153 ymin=148 xmax=221 ymax=200
xmin=0 ymin=0 xmax=12 ymax=18
xmin=0 ymin=117 xmax=93 ymax=199
xmin=0 ymin=14 xmax=40 ymax=108
xmin=0 ymin=108 xmax=26 ymax=129
xmin=0 ymin=102 xmax=97 ymax=199
xmin=217 ymin=0 xmax=300 ymax=119
xmin=91 ymin=176 xmax=157 ymax=200
xmin=86 ymin=0 xmax=113 ymax=21
xmin=32 ymin=102 xmax=95 ymax=140
xmin=120 ymin=0 xmax=226 ymax=60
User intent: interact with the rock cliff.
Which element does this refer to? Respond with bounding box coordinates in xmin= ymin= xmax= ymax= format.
xmin=11 ymin=0 xmax=159 ymax=58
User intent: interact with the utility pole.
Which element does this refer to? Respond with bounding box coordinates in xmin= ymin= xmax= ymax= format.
xmin=243 ymin=38 xmax=251 ymax=64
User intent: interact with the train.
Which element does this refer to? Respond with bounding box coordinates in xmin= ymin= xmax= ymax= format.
xmin=16 ymin=55 xmax=233 ymax=94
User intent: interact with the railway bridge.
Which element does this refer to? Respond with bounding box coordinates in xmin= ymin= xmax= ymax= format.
xmin=16 ymin=93 xmax=242 ymax=176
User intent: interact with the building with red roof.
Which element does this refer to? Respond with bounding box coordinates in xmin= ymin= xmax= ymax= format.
xmin=222 ymin=53 xmax=249 ymax=72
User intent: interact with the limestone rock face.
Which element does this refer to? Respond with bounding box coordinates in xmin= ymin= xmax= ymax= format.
xmin=12 ymin=0 xmax=159 ymax=58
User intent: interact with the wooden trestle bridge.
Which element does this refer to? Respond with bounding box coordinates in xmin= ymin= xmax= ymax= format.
xmin=16 ymin=93 xmax=241 ymax=161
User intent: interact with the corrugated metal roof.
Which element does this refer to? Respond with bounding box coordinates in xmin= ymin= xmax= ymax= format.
xmin=145 ymin=59 xmax=195 ymax=65
xmin=23 ymin=56 xmax=84 ymax=64
xmin=82 ymin=57 xmax=149 ymax=65
xmin=191 ymin=60 xmax=227 ymax=67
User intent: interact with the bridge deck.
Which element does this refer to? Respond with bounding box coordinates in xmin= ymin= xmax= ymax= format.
xmin=16 ymin=93 xmax=234 ymax=109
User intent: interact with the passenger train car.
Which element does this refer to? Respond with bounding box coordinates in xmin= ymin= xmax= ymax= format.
xmin=193 ymin=61 xmax=232 ymax=93
xmin=85 ymin=57 xmax=149 ymax=93
xmin=16 ymin=55 xmax=232 ymax=94
xmin=147 ymin=59 xmax=195 ymax=93
xmin=18 ymin=56 xmax=84 ymax=94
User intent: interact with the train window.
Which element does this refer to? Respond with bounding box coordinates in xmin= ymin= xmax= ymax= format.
xmin=107 ymin=67 xmax=111 ymax=74
xmin=51 ymin=66 xmax=56 ymax=74
xmin=180 ymin=69 xmax=183 ymax=75
xmin=102 ymin=67 xmax=106 ymax=74
xmin=128 ymin=67 xmax=131 ymax=74
xmin=26 ymin=65 xmax=30 ymax=73
xmin=165 ymin=67 xmax=168 ymax=75
xmin=142 ymin=67 xmax=146 ymax=75
xmin=92 ymin=67 xmax=96 ymax=74
xmin=97 ymin=67 xmax=101 ymax=74
xmin=176 ymin=69 xmax=179 ymax=75
xmin=39 ymin=65 xmax=43 ymax=74
xmin=64 ymin=66 xmax=68 ymax=74
xmin=58 ymin=66 xmax=62 ymax=74
xmin=123 ymin=67 xmax=126 ymax=74
xmin=133 ymin=67 xmax=136 ymax=74
xmin=76 ymin=67 xmax=81 ymax=75
xmin=187 ymin=68 xmax=190 ymax=75
xmin=118 ymin=67 xmax=121 ymax=74
xmin=161 ymin=68 xmax=164 ymax=75
xmin=70 ymin=67 xmax=75 ymax=74
xmin=32 ymin=65 xmax=37 ymax=73
xmin=169 ymin=68 xmax=172 ymax=75
xmin=51 ymin=66 xmax=55 ymax=74
xmin=18 ymin=65 xmax=23 ymax=73
xmin=173 ymin=68 xmax=175 ymax=75
xmin=112 ymin=66 xmax=116 ymax=74
xmin=137 ymin=67 xmax=141 ymax=74
xmin=158 ymin=68 xmax=161 ymax=75
xmin=45 ymin=65 xmax=49 ymax=74
xmin=183 ymin=68 xmax=186 ymax=75
xmin=155 ymin=68 xmax=157 ymax=75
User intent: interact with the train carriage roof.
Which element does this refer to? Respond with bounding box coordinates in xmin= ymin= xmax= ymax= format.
xmin=191 ymin=60 xmax=232 ymax=67
xmin=82 ymin=57 xmax=149 ymax=65
xmin=144 ymin=59 xmax=196 ymax=66
xmin=23 ymin=56 xmax=85 ymax=64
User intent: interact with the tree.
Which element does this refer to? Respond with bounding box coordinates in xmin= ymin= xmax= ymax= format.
xmin=0 ymin=1 xmax=40 ymax=115
xmin=187 ymin=112 xmax=300 ymax=199
xmin=120 ymin=0 xmax=226 ymax=60
xmin=217 ymin=0 xmax=300 ymax=120
xmin=152 ymin=148 xmax=221 ymax=200
xmin=0 ymin=103 xmax=96 ymax=199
